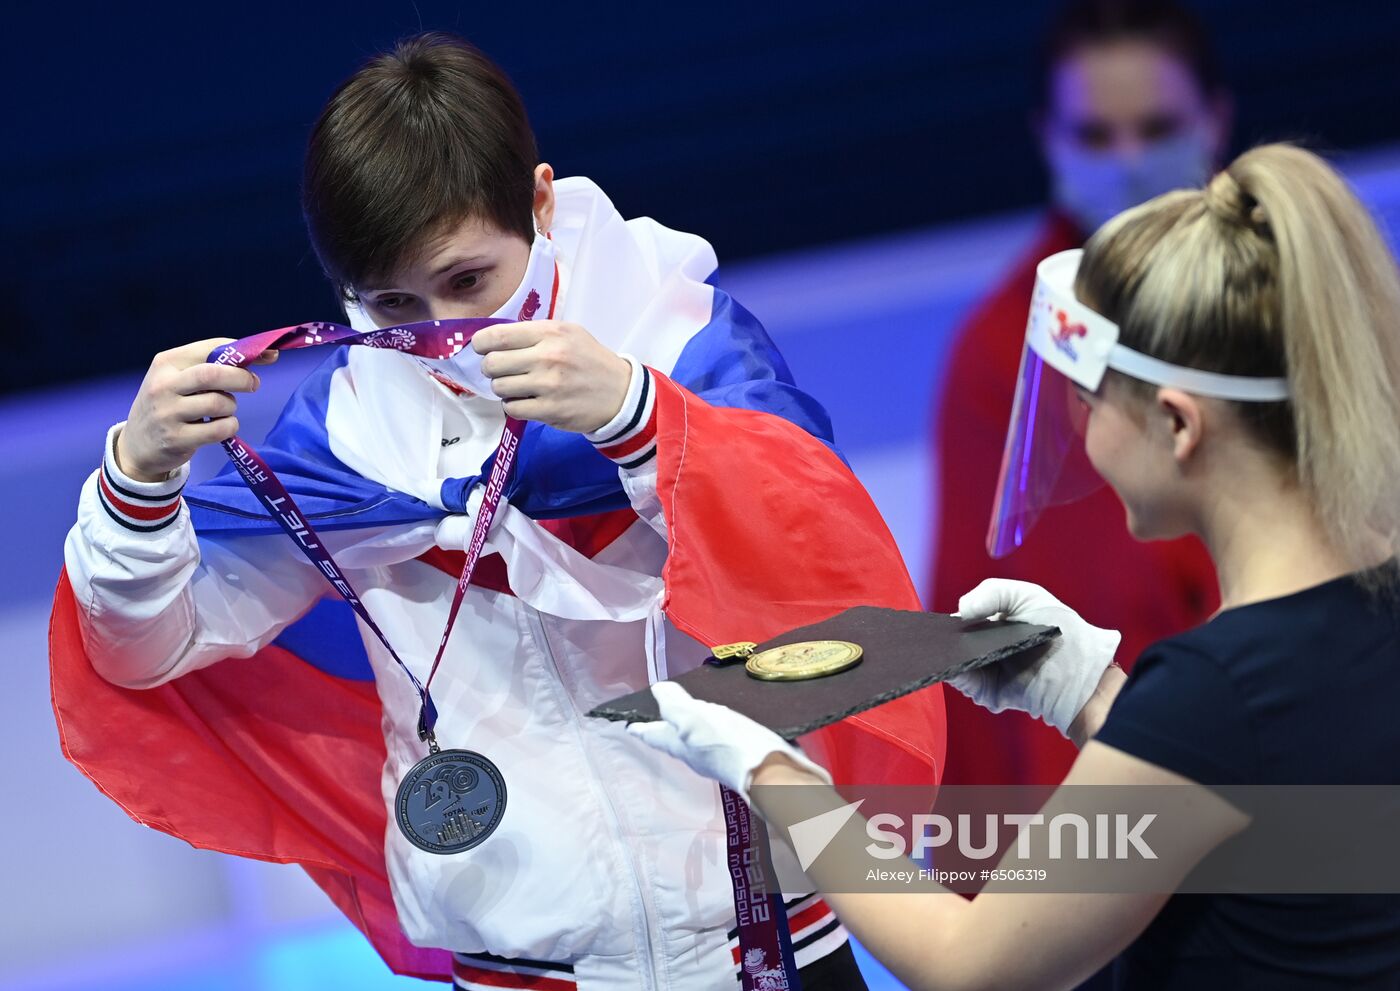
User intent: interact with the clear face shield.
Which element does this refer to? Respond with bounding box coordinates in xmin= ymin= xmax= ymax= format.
xmin=986 ymin=249 xmax=1292 ymax=559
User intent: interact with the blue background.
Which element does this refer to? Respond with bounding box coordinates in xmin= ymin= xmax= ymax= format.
xmin=6 ymin=0 xmax=1400 ymax=394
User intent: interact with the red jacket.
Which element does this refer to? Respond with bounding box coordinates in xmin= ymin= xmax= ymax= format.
xmin=928 ymin=213 xmax=1217 ymax=786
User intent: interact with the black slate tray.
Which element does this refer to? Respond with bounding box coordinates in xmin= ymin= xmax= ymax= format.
xmin=588 ymin=605 xmax=1059 ymax=740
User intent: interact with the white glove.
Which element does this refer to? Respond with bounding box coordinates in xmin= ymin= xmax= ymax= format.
xmin=627 ymin=681 xmax=833 ymax=801
xmin=949 ymin=579 xmax=1121 ymax=737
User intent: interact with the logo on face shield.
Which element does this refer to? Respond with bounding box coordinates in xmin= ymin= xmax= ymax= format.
xmin=1050 ymin=307 xmax=1089 ymax=360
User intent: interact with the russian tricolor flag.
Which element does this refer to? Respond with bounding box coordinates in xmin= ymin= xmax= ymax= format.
xmin=50 ymin=178 xmax=945 ymax=982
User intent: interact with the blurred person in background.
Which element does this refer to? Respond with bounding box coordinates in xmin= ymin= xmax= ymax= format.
xmin=929 ymin=0 xmax=1233 ymax=789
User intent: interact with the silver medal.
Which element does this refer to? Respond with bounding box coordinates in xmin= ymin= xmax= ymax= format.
xmin=395 ymin=749 xmax=506 ymax=854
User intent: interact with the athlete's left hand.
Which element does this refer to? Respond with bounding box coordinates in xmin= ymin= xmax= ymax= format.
xmin=628 ymin=682 xmax=832 ymax=801
xmin=472 ymin=320 xmax=631 ymax=433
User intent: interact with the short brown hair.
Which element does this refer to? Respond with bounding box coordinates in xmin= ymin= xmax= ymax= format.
xmin=302 ymin=32 xmax=538 ymax=297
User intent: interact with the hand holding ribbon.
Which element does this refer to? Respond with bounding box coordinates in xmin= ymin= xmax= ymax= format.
xmin=473 ymin=318 xmax=633 ymax=433
xmin=116 ymin=338 xmax=278 ymax=483
xmin=203 ymin=317 xmax=510 ymax=744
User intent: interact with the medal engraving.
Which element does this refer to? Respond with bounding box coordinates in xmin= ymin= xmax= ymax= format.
xmin=745 ymin=640 xmax=864 ymax=681
xmin=395 ymin=749 xmax=506 ymax=854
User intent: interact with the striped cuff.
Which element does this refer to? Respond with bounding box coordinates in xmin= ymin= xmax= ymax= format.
xmin=96 ymin=423 xmax=188 ymax=533
xmin=586 ymin=355 xmax=657 ymax=470
xmin=727 ymin=893 xmax=847 ymax=970
xmin=452 ymin=952 xmax=575 ymax=990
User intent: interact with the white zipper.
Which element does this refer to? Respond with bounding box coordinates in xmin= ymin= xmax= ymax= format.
xmin=525 ymin=606 xmax=664 ymax=989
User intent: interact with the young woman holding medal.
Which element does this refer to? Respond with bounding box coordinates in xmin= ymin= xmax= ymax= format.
xmin=51 ymin=32 xmax=946 ymax=991
xmin=634 ymin=143 xmax=1400 ymax=988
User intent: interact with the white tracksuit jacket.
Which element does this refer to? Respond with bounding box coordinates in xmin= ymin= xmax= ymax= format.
xmin=65 ymin=345 xmax=849 ymax=990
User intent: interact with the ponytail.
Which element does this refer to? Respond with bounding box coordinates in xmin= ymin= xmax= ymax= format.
xmin=1078 ymin=143 xmax=1400 ymax=575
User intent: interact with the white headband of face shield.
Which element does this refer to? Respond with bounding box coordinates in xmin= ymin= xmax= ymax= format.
xmin=1027 ymin=249 xmax=1292 ymax=402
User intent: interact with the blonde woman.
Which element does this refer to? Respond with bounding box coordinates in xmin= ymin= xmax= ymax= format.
xmin=631 ymin=143 xmax=1400 ymax=989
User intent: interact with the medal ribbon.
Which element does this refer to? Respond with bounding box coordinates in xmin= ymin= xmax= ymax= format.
xmin=206 ymin=317 xmax=518 ymax=747
xmin=724 ymin=785 xmax=802 ymax=990
xmin=210 ymin=313 xmax=802 ymax=975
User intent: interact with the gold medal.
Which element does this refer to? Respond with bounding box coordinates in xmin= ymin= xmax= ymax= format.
xmin=744 ymin=640 xmax=864 ymax=681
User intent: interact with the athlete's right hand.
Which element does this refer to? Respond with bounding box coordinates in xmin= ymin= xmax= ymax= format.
xmin=115 ymin=338 xmax=277 ymax=483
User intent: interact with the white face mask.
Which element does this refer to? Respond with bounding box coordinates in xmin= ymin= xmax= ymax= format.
xmin=1048 ymin=128 xmax=1213 ymax=235
xmin=344 ymin=232 xmax=557 ymax=396
xmin=482 ymin=231 xmax=557 ymax=325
